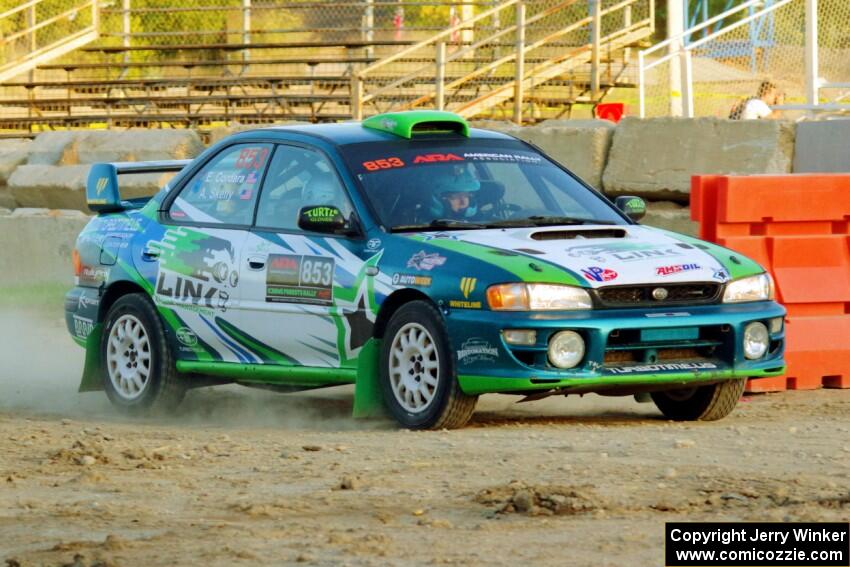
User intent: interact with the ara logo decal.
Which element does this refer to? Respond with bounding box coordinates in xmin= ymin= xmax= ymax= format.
xmin=460 ymin=277 xmax=477 ymax=298
xmin=413 ymin=153 xmax=464 ymax=164
xmin=655 ymin=263 xmax=701 ymax=276
xmin=406 ymin=250 xmax=447 ymax=271
xmin=581 ymin=266 xmax=618 ymax=282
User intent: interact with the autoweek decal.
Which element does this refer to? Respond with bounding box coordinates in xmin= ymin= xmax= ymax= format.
xmin=266 ymin=254 xmax=334 ymax=305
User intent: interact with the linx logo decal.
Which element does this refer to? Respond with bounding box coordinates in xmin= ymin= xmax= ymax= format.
xmin=407 ymin=250 xmax=446 ymax=271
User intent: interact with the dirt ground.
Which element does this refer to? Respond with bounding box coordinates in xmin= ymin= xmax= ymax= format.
xmin=1 ymin=307 xmax=849 ymax=567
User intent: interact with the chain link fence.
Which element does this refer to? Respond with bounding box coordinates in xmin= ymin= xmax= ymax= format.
xmin=641 ymin=0 xmax=850 ymax=119
xmin=1 ymin=0 xmax=97 ymax=69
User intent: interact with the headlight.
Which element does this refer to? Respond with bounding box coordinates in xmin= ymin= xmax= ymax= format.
xmin=486 ymin=283 xmax=592 ymax=311
xmin=722 ymin=273 xmax=774 ymax=303
xmin=548 ymin=331 xmax=585 ymax=369
xmin=743 ymin=322 xmax=769 ymax=360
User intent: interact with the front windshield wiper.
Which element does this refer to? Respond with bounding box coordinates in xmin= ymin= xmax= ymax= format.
xmin=483 ymin=216 xmax=616 ymax=228
xmin=390 ymin=218 xmax=488 ymax=233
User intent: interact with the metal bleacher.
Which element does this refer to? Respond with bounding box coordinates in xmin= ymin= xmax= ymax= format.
xmin=0 ymin=0 xmax=655 ymax=137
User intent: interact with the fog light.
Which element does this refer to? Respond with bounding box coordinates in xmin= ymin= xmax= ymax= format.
xmin=769 ymin=317 xmax=784 ymax=334
xmin=548 ymin=331 xmax=585 ymax=369
xmin=743 ymin=322 xmax=769 ymax=360
xmin=503 ymin=329 xmax=537 ymax=346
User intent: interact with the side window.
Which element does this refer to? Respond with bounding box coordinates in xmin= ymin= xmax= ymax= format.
xmin=255 ymin=144 xmax=353 ymax=232
xmin=169 ymin=143 xmax=271 ymax=225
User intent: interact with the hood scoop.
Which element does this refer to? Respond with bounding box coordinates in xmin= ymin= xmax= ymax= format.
xmin=530 ymin=228 xmax=627 ymax=241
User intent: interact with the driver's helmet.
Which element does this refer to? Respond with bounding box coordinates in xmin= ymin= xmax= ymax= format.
xmin=428 ymin=169 xmax=481 ymax=219
xmin=302 ymin=174 xmax=342 ymax=206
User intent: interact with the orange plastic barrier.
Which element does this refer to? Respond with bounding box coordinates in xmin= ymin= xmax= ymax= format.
xmin=692 ymin=174 xmax=850 ymax=392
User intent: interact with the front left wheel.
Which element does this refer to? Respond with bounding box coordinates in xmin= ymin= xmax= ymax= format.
xmin=379 ymin=301 xmax=477 ymax=429
xmin=100 ymin=293 xmax=185 ymax=413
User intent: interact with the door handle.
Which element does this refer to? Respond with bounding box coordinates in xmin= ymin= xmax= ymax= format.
xmin=247 ymin=256 xmax=266 ymax=270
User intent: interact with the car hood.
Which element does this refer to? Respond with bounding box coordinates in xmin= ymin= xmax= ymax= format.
xmin=411 ymin=225 xmax=753 ymax=288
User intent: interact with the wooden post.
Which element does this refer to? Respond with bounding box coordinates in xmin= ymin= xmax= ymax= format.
xmin=436 ymin=42 xmax=446 ymax=110
xmin=513 ymin=2 xmax=525 ymax=125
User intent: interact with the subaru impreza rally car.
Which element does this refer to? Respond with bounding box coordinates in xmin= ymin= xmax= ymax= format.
xmin=65 ymin=111 xmax=786 ymax=429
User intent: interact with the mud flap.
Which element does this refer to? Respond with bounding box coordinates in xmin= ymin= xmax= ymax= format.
xmin=352 ymin=338 xmax=387 ymax=418
xmin=78 ymin=323 xmax=105 ymax=393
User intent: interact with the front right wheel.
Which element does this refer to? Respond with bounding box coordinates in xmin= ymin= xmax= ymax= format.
xmin=379 ymin=301 xmax=477 ymax=429
xmin=650 ymin=378 xmax=746 ymax=421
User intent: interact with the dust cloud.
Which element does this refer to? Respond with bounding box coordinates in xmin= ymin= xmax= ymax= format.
xmin=0 ymin=305 xmax=384 ymax=431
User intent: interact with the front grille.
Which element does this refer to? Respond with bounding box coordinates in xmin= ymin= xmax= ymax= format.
xmin=595 ymin=283 xmax=722 ymax=308
xmin=603 ymin=325 xmax=732 ymax=369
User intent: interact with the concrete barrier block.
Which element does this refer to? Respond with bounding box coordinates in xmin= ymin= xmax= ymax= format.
xmin=9 ymin=165 xmax=169 ymax=211
xmin=26 ymin=129 xmax=204 ymax=166
xmin=470 ymin=119 xmax=615 ymax=189
xmin=517 ymin=120 xmax=615 ymax=189
xmin=793 ymin=119 xmax=850 ymax=173
xmin=75 ymin=129 xmax=205 ymax=164
xmin=641 ymin=200 xmax=698 ymax=236
xmin=603 ymin=118 xmax=796 ymax=202
xmin=26 ymin=132 xmax=78 ymax=165
xmin=0 ymin=139 xmax=33 ymax=186
xmin=0 ymin=213 xmax=90 ymax=286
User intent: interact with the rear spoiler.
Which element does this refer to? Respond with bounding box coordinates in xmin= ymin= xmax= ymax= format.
xmin=86 ymin=159 xmax=191 ymax=213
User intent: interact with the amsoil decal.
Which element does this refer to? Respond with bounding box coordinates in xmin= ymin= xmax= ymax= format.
xmin=606 ymin=362 xmax=718 ymax=374
xmin=407 ymin=251 xmax=447 ymax=271
xmin=582 ymin=266 xmax=618 ymax=282
xmin=155 ymin=230 xmax=238 ymax=314
xmin=457 ymin=338 xmax=498 ymax=364
xmin=656 ymin=263 xmax=701 ymax=276
xmin=266 ymin=254 xmax=334 ymax=305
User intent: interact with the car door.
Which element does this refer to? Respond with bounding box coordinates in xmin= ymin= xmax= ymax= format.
xmin=238 ymin=143 xmax=379 ymax=369
xmin=154 ymin=142 xmax=272 ymax=363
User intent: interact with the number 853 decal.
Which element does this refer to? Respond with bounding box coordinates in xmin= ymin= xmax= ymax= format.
xmin=265 ymin=254 xmax=335 ymax=305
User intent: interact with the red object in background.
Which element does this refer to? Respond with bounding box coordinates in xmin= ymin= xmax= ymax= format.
xmin=594 ymin=103 xmax=625 ymax=123
xmin=692 ymin=174 xmax=850 ymax=392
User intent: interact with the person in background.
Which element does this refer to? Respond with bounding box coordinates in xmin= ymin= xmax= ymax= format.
xmin=729 ymin=80 xmax=785 ymax=120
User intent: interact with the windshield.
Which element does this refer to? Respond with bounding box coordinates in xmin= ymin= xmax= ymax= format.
xmin=339 ymin=139 xmax=626 ymax=231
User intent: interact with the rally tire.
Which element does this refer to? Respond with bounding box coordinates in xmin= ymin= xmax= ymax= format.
xmin=379 ymin=301 xmax=477 ymax=430
xmin=651 ymin=378 xmax=746 ymax=421
xmin=100 ymin=293 xmax=185 ymax=413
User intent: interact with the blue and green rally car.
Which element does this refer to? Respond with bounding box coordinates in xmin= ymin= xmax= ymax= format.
xmin=65 ymin=111 xmax=786 ymax=429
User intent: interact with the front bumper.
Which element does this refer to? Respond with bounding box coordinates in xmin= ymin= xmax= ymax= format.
xmin=443 ymin=300 xmax=786 ymax=395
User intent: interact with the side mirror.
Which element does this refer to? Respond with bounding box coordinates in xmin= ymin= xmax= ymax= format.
xmin=297 ymin=205 xmax=347 ymax=234
xmin=615 ymin=196 xmax=646 ymax=221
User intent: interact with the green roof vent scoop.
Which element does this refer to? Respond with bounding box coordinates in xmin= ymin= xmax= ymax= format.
xmin=362 ymin=111 xmax=470 ymax=139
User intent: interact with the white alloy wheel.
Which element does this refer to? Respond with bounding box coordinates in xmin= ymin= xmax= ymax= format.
xmin=106 ymin=314 xmax=152 ymax=401
xmin=389 ymin=322 xmax=440 ymax=413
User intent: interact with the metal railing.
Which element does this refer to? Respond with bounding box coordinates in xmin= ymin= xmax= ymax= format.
xmin=0 ymin=0 xmax=99 ymax=83
xmin=352 ymin=0 xmax=653 ymax=122
xmin=638 ymin=0 xmax=850 ymax=119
